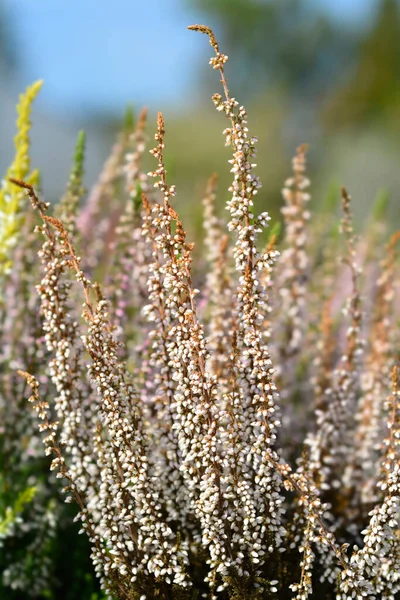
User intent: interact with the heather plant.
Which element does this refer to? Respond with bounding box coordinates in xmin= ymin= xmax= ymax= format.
xmin=1 ymin=24 xmax=400 ymax=600
xmin=0 ymin=100 xmax=104 ymax=599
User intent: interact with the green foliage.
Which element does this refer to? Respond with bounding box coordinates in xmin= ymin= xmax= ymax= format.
xmin=267 ymin=220 xmax=282 ymax=245
xmin=55 ymin=130 xmax=86 ymax=234
xmin=0 ymin=486 xmax=36 ymax=538
xmin=71 ymin=131 xmax=86 ymax=195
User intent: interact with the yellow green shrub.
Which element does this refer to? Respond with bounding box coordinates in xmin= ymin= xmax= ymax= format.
xmin=0 ymin=80 xmax=42 ymax=286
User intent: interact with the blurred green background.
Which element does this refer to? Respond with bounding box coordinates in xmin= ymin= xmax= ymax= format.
xmin=1 ymin=0 xmax=400 ymax=236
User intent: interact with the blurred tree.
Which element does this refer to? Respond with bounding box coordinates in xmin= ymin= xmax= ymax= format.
xmin=187 ymin=0 xmax=354 ymax=97
xmin=323 ymin=0 xmax=400 ymax=130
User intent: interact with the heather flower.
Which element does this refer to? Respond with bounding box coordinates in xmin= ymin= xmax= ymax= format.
xmin=2 ymin=23 xmax=399 ymax=600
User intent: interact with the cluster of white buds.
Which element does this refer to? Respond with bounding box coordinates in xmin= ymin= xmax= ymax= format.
xmin=275 ymin=144 xmax=310 ymax=363
xmin=107 ymin=108 xmax=152 ymax=350
xmin=77 ymin=125 xmax=131 ymax=275
xmin=144 ymin=114 xmax=239 ymax=593
xmin=18 ymin=370 xmax=110 ymax=591
xmin=192 ymin=24 xmax=288 ymax=585
xmin=82 ymin=299 xmax=190 ymax=588
xmin=305 ymin=189 xmax=364 ymax=494
xmin=344 ymin=366 xmax=400 ymax=598
xmin=201 ymin=173 xmax=234 ymax=383
xmin=352 ymin=232 xmax=400 ymax=506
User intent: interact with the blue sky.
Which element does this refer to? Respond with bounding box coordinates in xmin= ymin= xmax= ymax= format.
xmin=3 ymin=0 xmax=377 ymax=117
